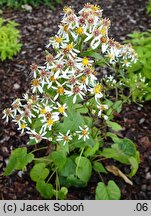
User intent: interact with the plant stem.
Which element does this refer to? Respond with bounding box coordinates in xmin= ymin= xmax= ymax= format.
xmin=47 ymin=168 xmax=57 ymax=183
xmin=76 ymin=147 xmax=85 ymax=176
xmin=30 ymin=146 xmax=48 ymax=154
xmin=33 ymin=158 xmax=51 ymax=163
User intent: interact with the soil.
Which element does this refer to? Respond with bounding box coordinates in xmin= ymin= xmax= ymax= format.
xmin=0 ymin=0 xmax=151 ymax=200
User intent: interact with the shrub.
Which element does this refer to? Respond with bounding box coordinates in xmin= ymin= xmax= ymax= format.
xmin=3 ymin=4 xmax=139 ymax=200
xmin=0 ymin=0 xmax=62 ymax=9
xmin=125 ymin=30 xmax=151 ymax=101
xmin=147 ymin=0 xmax=151 ymax=16
xmin=0 ymin=18 xmax=22 ymax=61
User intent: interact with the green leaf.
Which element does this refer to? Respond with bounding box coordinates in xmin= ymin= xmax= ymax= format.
xmin=83 ymin=51 xmax=102 ymax=59
xmin=53 ymin=187 xmax=68 ymax=200
xmin=59 ymin=158 xmax=76 ymax=177
xmin=128 ymin=157 xmax=139 ymax=177
xmin=117 ymin=138 xmax=136 ymax=157
xmin=83 ymin=116 xmax=93 ymax=128
xmin=66 ymin=175 xmax=87 ymax=187
xmin=101 ymin=138 xmax=138 ymax=166
xmin=4 ymin=148 xmax=34 ymax=176
xmin=112 ymin=100 xmax=123 ymax=113
xmin=75 ymin=156 xmax=92 ymax=183
xmin=58 ymin=108 xmax=85 ymax=133
xmin=28 ymin=138 xmax=37 ymax=145
xmin=95 ymin=180 xmax=121 ymax=200
xmin=84 ymin=142 xmax=100 ymax=157
xmin=51 ymin=150 xmax=66 ymax=170
xmin=93 ymin=161 xmax=107 ymax=174
xmin=74 ymin=103 xmax=88 ymax=114
xmin=107 ymin=121 xmax=122 ymax=131
xmin=106 ymin=132 xmax=121 ymax=143
xmin=36 ymin=180 xmax=53 ymax=199
xmin=30 ymin=163 xmax=49 ymax=182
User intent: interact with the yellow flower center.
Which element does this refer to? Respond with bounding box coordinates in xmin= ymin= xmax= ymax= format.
xmin=82 ymin=57 xmax=89 ymax=66
xmin=94 ymin=84 xmax=102 ymax=94
xmin=32 ymin=79 xmax=39 ymax=86
xmin=81 ymin=76 xmax=86 ymax=83
xmin=64 ymin=135 xmax=69 ymax=141
xmin=92 ymin=5 xmax=100 ymax=11
xmin=99 ymin=105 xmax=106 ymax=111
xmin=50 ymin=75 xmax=56 ymax=82
xmin=40 ymin=108 xmax=46 ymax=114
xmin=55 ymin=37 xmax=63 ymax=43
xmin=57 ymin=87 xmax=65 ymax=94
xmin=76 ymin=27 xmax=84 ymax=35
xmin=21 ymin=123 xmax=26 ymax=129
xmin=100 ymin=36 xmax=107 ymax=43
xmin=82 ymin=129 xmax=88 ymax=136
xmin=107 ymin=53 xmax=114 ymax=60
xmin=100 ymin=27 xmax=106 ymax=35
xmin=63 ymin=6 xmax=73 ymax=14
xmin=64 ymin=25 xmax=69 ymax=32
xmin=47 ymin=118 xmax=54 ymax=126
xmin=58 ymin=106 xmax=65 ymax=114
xmin=67 ymin=43 xmax=74 ymax=51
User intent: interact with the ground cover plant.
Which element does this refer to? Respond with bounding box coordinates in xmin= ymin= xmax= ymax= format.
xmin=2 ymin=3 xmax=142 ymax=200
xmin=125 ymin=30 xmax=151 ymax=102
xmin=0 ymin=18 xmax=22 ymax=61
xmin=0 ymin=0 xmax=62 ymax=9
xmin=147 ymin=0 xmax=151 ymax=16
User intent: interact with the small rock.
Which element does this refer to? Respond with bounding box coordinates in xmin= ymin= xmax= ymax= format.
xmin=147 ymin=185 xmax=151 ymax=191
xmin=137 ymin=106 xmax=142 ymax=111
xmin=141 ymin=184 xmax=147 ymax=191
xmin=18 ymin=171 xmax=24 ymax=178
xmin=139 ymin=136 xmax=151 ymax=149
xmin=13 ymin=83 xmax=20 ymax=90
xmin=146 ymin=172 xmax=151 ymax=180
xmin=0 ymin=147 xmax=9 ymax=157
xmin=145 ymin=167 xmax=150 ymax=173
xmin=37 ymin=48 xmax=42 ymax=51
xmin=21 ymin=4 xmax=32 ymax=12
xmin=139 ymin=118 xmax=145 ymax=124
xmin=0 ymin=9 xmax=3 ymax=14
xmin=0 ymin=136 xmax=10 ymax=143
xmin=138 ymin=191 xmax=148 ymax=200
xmin=21 ymin=51 xmax=27 ymax=55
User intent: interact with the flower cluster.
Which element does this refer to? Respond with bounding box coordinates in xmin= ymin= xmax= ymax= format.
xmin=2 ymin=3 xmax=137 ymax=145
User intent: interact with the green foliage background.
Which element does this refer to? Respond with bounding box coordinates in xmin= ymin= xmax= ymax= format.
xmin=0 ymin=18 xmax=22 ymax=61
xmin=126 ymin=30 xmax=151 ymax=101
xmin=0 ymin=0 xmax=62 ymax=9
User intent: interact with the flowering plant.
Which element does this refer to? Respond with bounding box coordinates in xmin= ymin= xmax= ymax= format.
xmin=3 ymin=4 xmax=140 ymax=200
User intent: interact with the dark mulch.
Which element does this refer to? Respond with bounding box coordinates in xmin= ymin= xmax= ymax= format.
xmin=0 ymin=0 xmax=151 ymax=200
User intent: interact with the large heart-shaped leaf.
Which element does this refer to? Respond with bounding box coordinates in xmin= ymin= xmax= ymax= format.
xmin=95 ymin=180 xmax=121 ymax=200
xmin=4 ymin=148 xmax=34 ymax=176
xmin=75 ymin=156 xmax=92 ymax=183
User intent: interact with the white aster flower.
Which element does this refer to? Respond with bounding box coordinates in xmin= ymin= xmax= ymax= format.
xmin=41 ymin=114 xmax=59 ymax=131
xmin=18 ymin=121 xmax=30 ymax=134
xmin=27 ymin=129 xmax=49 ymax=143
xmin=89 ymin=84 xmax=103 ymax=102
xmin=52 ymin=81 xmax=66 ymax=101
xmin=76 ymin=126 xmax=90 ymax=141
xmin=65 ymin=85 xmax=85 ymax=103
xmin=54 ymin=102 xmax=68 ymax=117
xmin=31 ymin=78 xmax=43 ymax=94
xmin=56 ymin=130 xmax=72 ymax=145
xmin=103 ymin=115 xmax=108 ymax=120
xmin=11 ymin=99 xmax=22 ymax=116
xmin=23 ymin=109 xmax=36 ymax=124
xmin=97 ymin=104 xmax=108 ymax=117
xmin=2 ymin=108 xmax=13 ymax=122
